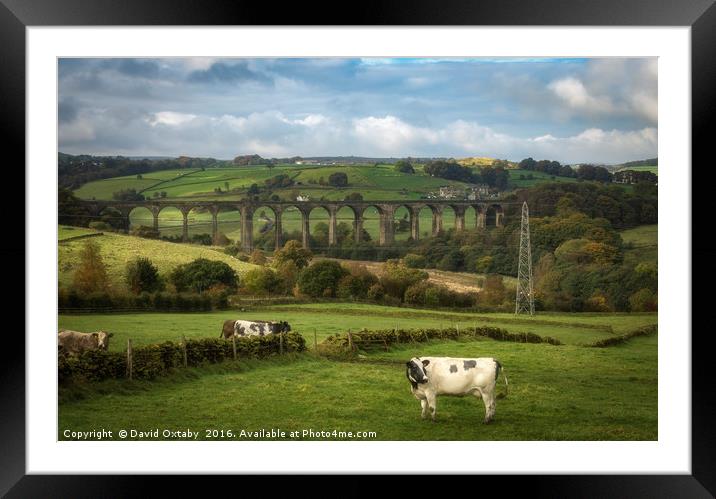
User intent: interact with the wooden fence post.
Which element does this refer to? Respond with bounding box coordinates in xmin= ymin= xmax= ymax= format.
xmin=127 ymin=339 xmax=133 ymax=380
xmin=456 ymin=324 xmax=460 ymax=338
xmin=232 ymin=335 xmax=237 ymax=360
xmin=313 ymin=328 xmax=318 ymax=351
xmin=279 ymin=331 xmax=284 ymax=355
xmin=347 ymin=329 xmax=354 ymax=352
xmin=182 ymin=335 xmax=188 ymax=368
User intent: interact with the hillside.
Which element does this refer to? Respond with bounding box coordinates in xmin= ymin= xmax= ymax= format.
xmin=458 ymin=157 xmax=518 ymax=168
xmin=58 ymin=226 xmax=258 ymax=292
xmin=73 ymin=163 xmax=474 ymax=202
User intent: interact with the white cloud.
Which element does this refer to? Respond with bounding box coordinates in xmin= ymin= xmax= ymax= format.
xmin=548 ymin=77 xmax=615 ymax=114
xmin=147 ymin=111 xmax=197 ymax=127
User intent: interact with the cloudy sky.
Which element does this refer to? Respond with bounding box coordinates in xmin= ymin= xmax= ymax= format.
xmin=58 ymin=57 xmax=657 ymax=164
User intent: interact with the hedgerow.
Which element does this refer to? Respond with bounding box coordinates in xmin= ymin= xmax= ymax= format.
xmin=58 ymin=332 xmax=306 ymax=383
xmin=321 ymin=326 xmax=562 ymax=352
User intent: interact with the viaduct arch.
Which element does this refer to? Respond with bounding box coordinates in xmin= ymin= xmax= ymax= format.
xmin=72 ymin=199 xmax=512 ymax=252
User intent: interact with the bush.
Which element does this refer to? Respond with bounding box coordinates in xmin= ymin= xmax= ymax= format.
xmin=402 ymin=253 xmax=426 ymax=269
xmin=328 ymin=172 xmax=349 ymax=187
xmin=88 ymin=221 xmax=111 ymax=231
xmin=125 ymin=257 xmax=163 ymax=294
xmin=130 ymin=225 xmax=160 ymax=239
xmin=170 ymin=258 xmax=239 ymax=293
xmin=249 ymin=249 xmax=267 ymax=265
xmin=242 ymin=267 xmax=281 ymax=295
xmin=273 ymin=240 xmax=313 ymax=269
xmin=297 ymin=260 xmax=349 ymax=298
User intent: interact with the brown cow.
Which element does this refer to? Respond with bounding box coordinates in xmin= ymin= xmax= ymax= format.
xmin=58 ymin=329 xmax=111 ymax=355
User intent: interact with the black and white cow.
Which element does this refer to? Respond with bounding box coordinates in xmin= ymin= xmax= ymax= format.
xmin=220 ymin=320 xmax=291 ymax=339
xmin=406 ymin=356 xmax=508 ymax=423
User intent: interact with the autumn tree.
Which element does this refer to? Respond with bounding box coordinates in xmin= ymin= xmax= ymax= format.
xmin=72 ymin=240 xmax=110 ymax=294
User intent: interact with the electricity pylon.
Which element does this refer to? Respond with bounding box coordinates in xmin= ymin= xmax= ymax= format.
xmin=515 ymin=201 xmax=535 ymax=315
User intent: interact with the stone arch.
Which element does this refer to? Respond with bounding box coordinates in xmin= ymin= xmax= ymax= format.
xmin=251 ymin=205 xmax=278 ymax=251
xmin=97 ymin=205 xmax=128 ymax=232
xmin=463 ymin=205 xmax=477 ymax=230
xmin=392 ymin=204 xmax=414 ymax=242
xmin=278 ymin=204 xmax=309 ymax=249
xmin=186 ymin=205 xmax=214 ymax=244
xmin=154 ymin=206 xmax=185 ymax=240
xmin=418 ymin=204 xmax=445 ymax=237
xmin=127 ymin=206 xmax=154 ymax=233
xmin=360 ymin=205 xmax=385 ymax=244
xmin=336 ymin=205 xmax=360 ymax=244
xmin=441 ymin=205 xmax=457 ymax=232
xmin=216 ymin=205 xmax=242 ymax=246
xmin=485 ymin=204 xmax=505 ymax=227
xmin=308 ymin=205 xmax=331 ymax=251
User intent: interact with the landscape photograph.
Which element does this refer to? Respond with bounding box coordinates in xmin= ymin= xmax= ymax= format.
xmin=57 ymin=57 xmax=658 ymax=441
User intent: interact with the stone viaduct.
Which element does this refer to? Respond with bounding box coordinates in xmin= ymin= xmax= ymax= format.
xmin=71 ymin=199 xmax=512 ymax=252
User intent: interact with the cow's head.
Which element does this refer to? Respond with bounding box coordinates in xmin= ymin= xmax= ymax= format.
xmin=272 ymin=321 xmax=291 ymax=333
xmin=406 ymin=358 xmax=430 ymax=387
xmin=93 ymin=331 xmax=110 ymax=350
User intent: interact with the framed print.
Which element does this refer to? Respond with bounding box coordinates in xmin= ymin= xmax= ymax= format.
xmin=4 ymin=0 xmax=714 ymax=495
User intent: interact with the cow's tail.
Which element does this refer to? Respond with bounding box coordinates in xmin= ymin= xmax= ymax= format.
xmin=495 ymin=360 xmax=508 ymax=399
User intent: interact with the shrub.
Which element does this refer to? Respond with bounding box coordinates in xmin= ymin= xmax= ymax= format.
xmin=170 ymin=258 xmax=239 ymax=293
xmin=629 ymin=288 xmax=658 ymax=312
xmin=328 ymin=172 xmax=348 ymax=187
xmin=402 ymin=253 xmax=426 ymax=269
xmin=242 ymin=267 xmax=281 ymax=295
xmin=273 ymin=240 xmax=313 ymax=270
xmin=125 ymin=257 xmax=163 ymax=294
xmin=88 ymin=221 xmax=110 ymax=231
xmin=130 ymin=225 xmax=160 ymax=239
xmin=249 ymin=249 xmax=267 ymax=265
xmin=297 ymin=260 xmax=349 ymax=298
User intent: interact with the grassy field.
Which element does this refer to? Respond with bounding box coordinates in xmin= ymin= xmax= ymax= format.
xmin=316 ymin=257 xmax=515 ymax=293
xmin=58 ymin=331 xmax=657 ymax=441
xmin=75 ymin=164 xmax=473 ymax=202
xmin=57 ymin=303 xmax=657 ymax=349
xmin=58 ymin=227 xmax=257 ymax=292
xmin=58 ymin=225 xmax=101 ymax=241
xmin=507 ymin=169 xmax=580 ymax=188
xmin=616 ymin=165 xmax=658 ymax=175
xmin=620 ymin=225 xmax=657 ymax=265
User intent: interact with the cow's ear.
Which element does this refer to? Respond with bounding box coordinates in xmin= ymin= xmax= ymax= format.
xmin=422 ymin=359 xmax=430 ymax=367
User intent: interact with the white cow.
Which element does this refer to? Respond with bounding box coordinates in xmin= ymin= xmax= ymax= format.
xmin=406 ymin=356 xmax=508 ymax=423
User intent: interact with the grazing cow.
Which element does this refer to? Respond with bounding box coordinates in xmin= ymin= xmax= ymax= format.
xmin=405 ymin=356 xmax=508 ymax=423
xmin=58 ymin=329 xmax=112 ymax=355
xmin=220 ymin=320 xmax=291 ymax=339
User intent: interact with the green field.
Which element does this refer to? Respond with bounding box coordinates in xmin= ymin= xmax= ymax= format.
xmin=58 ymin=322 xmax=657 ymax=441
xmin=58 ymin=225 xmax=101 ymax=241
xmin=616 ymin=165 xmax=658 ymax=175
xmin=508 ymin=169 xmax=580 ymax=188
xmin=620 ymin=225 xmax=657 ymax=265
xmin=75 ymin=164 xmax=473 ymax=203
xmin=58 ymin=303 xmax=657 ymax=350
xmin=58 ymin=226 xmax=257 ymax=291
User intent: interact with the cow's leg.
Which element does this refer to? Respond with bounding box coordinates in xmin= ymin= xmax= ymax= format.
xmin=480 ymin=389 xmax=496 ymax=424
xmin=420 ymin=399 xmax=428 ymax=419
xmin=426 ymin=391 xmax=437 ymax=422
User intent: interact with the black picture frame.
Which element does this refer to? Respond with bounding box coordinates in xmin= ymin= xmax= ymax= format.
xmin=4 ymin=0 xmax=712 ymax=495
